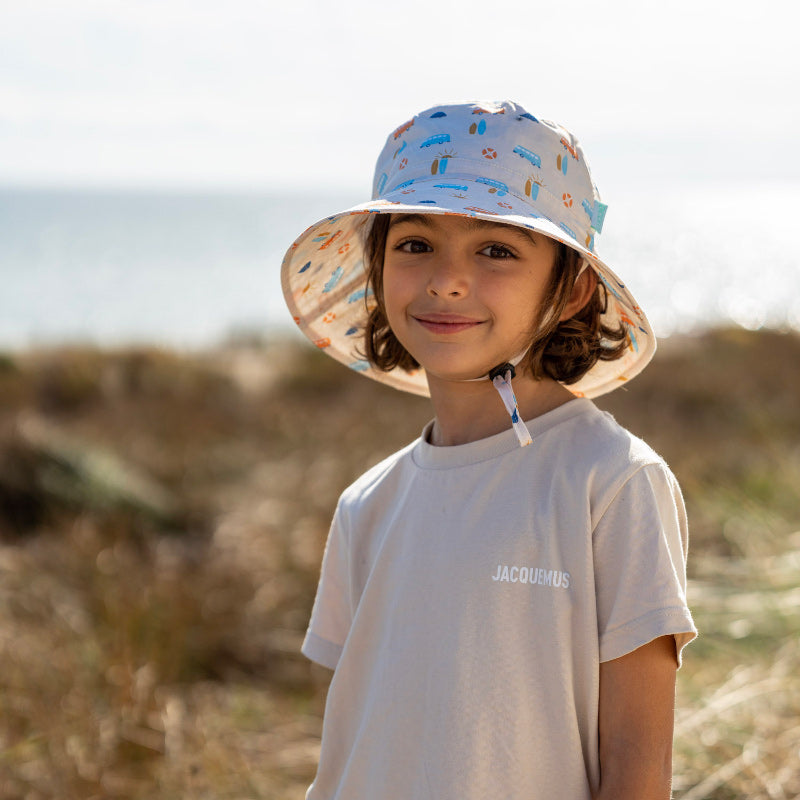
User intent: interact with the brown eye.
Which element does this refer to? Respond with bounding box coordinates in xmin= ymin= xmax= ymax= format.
xmin=480 ymin=244 xmax=515 ymax=259
xmin=398 ymin=239 xmax=432 ymax=254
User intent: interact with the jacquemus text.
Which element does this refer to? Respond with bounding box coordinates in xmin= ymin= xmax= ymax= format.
xmin=491 ymin=564 xmax=571 ymax=588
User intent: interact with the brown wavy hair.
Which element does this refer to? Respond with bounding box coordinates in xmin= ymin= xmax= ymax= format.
xmin=361 ymin=213 xmax=629 ymax=385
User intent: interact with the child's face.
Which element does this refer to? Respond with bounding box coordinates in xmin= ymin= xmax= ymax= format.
xmin=382 ymin=213 xmax=558 ymax=383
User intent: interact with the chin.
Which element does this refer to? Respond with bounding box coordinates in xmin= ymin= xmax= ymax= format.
xmin=422 ymin=361 xmax=495 ymax=385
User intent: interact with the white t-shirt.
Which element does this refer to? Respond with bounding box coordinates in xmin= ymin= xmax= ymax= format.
xmin=302 ymin=398 xmax=697 ymax=800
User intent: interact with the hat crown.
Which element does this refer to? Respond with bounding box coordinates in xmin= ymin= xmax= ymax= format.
xmin=372 ymin=101 xmax=606 ymax=249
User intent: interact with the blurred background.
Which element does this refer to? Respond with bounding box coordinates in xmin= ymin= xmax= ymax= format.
xmin=1 ymin=1 xmax=799 ymax=797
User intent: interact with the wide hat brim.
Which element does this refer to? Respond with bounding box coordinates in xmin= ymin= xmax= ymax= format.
xmin=281 ymin=182 xmax=656 ymax=399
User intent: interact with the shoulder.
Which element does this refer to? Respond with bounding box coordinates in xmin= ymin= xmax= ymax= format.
xmin=337 ymin=435 xmax=421 ymax=515
xmin=547 ymin=399 xmax=663 ymax=466
xmin=545 ymin=399 xmax=678 ymax=509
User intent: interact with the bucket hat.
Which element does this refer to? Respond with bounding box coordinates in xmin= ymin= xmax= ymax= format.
xmin=281 ymin=100 xmax=655 ymax=400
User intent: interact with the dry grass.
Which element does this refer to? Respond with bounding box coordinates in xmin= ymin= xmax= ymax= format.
xmin=0 ymin=327 xmax=798 ymax=798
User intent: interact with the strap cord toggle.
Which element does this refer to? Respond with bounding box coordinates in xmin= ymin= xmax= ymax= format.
xmin=488 ymin=363 xmax=532 ymax=447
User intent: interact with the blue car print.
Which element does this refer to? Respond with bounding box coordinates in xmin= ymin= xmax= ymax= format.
xmin=476 ymin=177 xmax=509 ymax=197
xmin=558 ymin=222 xmax=577 ymax=241
xmin=513 ymin=145 xmax=542 ymax=168
xmin=323 ymin=266 xmax=344 ymax=293
xmin=598 ymin=272 xmax=624 ymax=302
xmin=420 ymin=133 xmax=451 ymax=148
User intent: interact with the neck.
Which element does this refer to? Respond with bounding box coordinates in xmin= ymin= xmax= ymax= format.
xmin=426 ymin=371 xmax=576 ymax=446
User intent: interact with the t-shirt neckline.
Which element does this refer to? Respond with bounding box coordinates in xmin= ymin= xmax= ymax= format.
xmin=412 ymin=397 xmax=595 ymax=470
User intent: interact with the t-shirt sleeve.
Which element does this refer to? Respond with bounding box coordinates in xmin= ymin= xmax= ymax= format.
xmin=301 ymin=505 xmax=352 ymax=670
xmin=593 ymin=462 xmax=697 ymax=666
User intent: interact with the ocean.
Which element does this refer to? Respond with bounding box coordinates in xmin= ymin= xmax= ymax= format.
xmin=2 ymin=182 xmax=798 ymax=350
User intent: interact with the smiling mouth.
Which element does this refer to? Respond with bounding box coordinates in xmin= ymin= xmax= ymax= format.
xmin=413 ymin=314 xmax=485 ymax=335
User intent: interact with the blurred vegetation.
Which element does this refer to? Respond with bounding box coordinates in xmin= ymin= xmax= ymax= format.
xmin=0 ymin=328 xmax=798 ymax=799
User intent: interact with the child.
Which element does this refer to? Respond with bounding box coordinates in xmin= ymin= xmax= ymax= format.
xmin=281 ymin=101 xmax=697 ymax=800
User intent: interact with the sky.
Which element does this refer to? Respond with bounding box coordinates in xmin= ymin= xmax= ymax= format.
xmin=1 ymin=0 xmax=799 ymax=195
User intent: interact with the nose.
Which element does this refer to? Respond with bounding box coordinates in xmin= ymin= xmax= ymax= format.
xmin=426 ymin=254 xmax=470 ymax=298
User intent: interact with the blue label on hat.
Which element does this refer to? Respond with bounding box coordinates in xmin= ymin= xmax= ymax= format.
xmin=593 ymin=201 xmax=608 ymax=233
xmin=434 ymin=183 xmax=469 ymax=191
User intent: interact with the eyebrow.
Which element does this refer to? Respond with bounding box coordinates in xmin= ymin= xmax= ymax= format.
xmin=388 ymin=213 xmax=538 ymax=245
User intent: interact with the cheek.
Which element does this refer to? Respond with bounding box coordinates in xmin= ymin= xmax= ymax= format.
xmin=381 ymin=262 xmax=411 ymax=323
xmin=484 ymin=272 xmax=548 ymax=330
xmin=480 ymin=270 xmax=532 ymax=305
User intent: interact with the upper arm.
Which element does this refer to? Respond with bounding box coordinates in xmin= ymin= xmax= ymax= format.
xmin=593 ymin=464 xmax=697 ymax=665
xmin=596 ymin=635 xmax=678 ymax=800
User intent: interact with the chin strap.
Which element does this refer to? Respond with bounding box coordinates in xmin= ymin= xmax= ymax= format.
xmin=489 ymin=363 xmax=532 ymax=447
xmin=460 ymin=348 xmax=532 ymax=448
xmin=446 ymin=258 xmax=592 ymax=448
